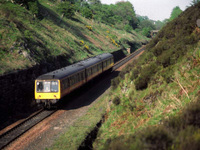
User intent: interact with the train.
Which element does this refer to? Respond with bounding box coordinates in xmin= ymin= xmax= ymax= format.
xmin=35 ymin=53 xmax=114 ymax=108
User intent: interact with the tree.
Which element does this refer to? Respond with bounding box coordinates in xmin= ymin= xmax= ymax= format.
xmin=154 ymin=20 xmax=165 ymax=30
xmin=169 ymin=6 xmax=182 ymax=21
xmin=12 ymin=0 xmax=39 ymax=16
xmin=142 ymin=27 xmax=151 ymax=37
xmin=57 ymin=1 xmax=75 ymax=18
xmin=80 ymin=6 xmax=93 ymax=18
xmin=190 ymin=0 xmax=200 ymax=6
xmin=114 ymin=1 xmax=138 ymax=29
xmin=87 ymin=0 xmax=101 ymax=5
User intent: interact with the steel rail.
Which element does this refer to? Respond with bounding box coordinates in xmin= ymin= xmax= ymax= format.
xmin=0 ymin=109 xmax=56 ymax=149
xmin=113 ymin=46 xmax=145 ymax=70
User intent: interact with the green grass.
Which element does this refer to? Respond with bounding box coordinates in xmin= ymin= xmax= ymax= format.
xmin=0 ymin=0 xmax=147 ymax=75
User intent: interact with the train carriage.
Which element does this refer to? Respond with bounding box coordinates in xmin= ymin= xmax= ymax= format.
xmin=35 ymin=53 xmax=114 ymax=108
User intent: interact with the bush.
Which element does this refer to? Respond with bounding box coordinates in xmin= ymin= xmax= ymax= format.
xmin=81 ymin=7 xmax=93 ymax=19
xmin=113 ymin=96 xmax=120 ymax=106
xmin=156 ymin=49 xmax=174 ymax=67
xmin=141 ymin=127 xmax=173 ymax=150
xmin=111 ymin=76 xmax=121 ymax=90
xmin=135 ymin=62 xmax=157 ymax=90
xmin=160 ymin=66 xmax=174 ymax=83
xmin=130 ymin=68 xmax=139 ymax=80
xmin=142 ymin=27 xmax=151 ymax=37
xmin=27 ymin=0 xmax=39 ymax=16
xmin=57 ymin=1 xmax=75 ymax=18
xmin=124 ymin=24 xmax=132 ymax=32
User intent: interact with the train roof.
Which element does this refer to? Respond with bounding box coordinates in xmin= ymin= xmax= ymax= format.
xmin=78 ymin=57 xmax=102 ymax=68
xmin=36 ymin=53 xmax=113 ymax=80
xmin=97 ymin=53 xmax=113 ymax=60
xmin=78 ymin=53 xmax=113 ymax=68
xmin=37 ymin=64 xmax=85 ymax=80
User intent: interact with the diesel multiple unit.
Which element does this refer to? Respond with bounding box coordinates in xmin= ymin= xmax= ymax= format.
xmin=35 ymin=53 xmax=114 ymax=108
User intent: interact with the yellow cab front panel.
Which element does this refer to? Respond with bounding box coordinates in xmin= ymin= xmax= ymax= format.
xmin=35 ymin=80 xmax=61 ymax=100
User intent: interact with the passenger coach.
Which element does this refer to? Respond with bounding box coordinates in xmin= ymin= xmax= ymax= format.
xmin=35 ymin=53 xmax=114 ymax=108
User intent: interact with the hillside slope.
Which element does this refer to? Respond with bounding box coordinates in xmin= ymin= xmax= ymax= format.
xmin=93 ymin=3 xmax=200 ymax=149
xmin=0 ymin=0 xmax=147 ymax=75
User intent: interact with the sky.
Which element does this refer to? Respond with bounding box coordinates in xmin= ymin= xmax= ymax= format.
xmin=100 ymin=0 xmax=192 ymax=21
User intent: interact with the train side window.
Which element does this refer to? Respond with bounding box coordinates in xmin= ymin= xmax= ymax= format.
xmin=73 ymin=76 xmax=75 ymax=85
xmin=88 ymin=68 xmax=91 ymax=76
xmin=91 ymin=68 xmax=93 ymax=74
xmin=92 ymin=66 xmax=94 ymax=74
xmin=80 ymin=72 xmax=83 ymax=80
xmin=61 ymin=83 xmax=64 ymax=90
xmin=104 ymin=61 xmax=106 ymax=67
xmin=70 ymin=77 xmax=73 ymax=85
xmin=75 ymin=74 xmax=78 ymax=83
xmin=63 ymin=78 xmax=68 ymax=89
xmin=77 ymin=73 xmax=81 ymax=82
xmin=74 ymin=74 xmax=77 ymax=84
xmin=82 ymin=72 xmax=85 ymax=80
xmin=67 ymin=78 xmax=70 ymax=87
xmin=93 ymin=66 xmax=96 ymax=73
xmin=99 ymin=64 xmax=102 ymax=70
xmin=91 ymin=67 xmax=93 ymax=74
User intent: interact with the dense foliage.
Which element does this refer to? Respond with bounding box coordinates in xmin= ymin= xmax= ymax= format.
xmin=57 ymin=1 xmax=75 ymax=18
xmin=169 ymin=6 xmax=182 ymax=21
xmin=0 ymin=0 xmax=148 ymax=75
xmin=3 ymin=0 xmax=165 ymax=37
xmin=93 ymin=2 xmax=200 ymax=150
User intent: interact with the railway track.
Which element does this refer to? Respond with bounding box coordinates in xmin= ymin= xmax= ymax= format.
xmin=0 ymin=109 xmax=56 ymax=149
xmin=113 ymin=46 xmax=145 ymax=70
xmin=0 ymin=47 xmax=145 ymax=149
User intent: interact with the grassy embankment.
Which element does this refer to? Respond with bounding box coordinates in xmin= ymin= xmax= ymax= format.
xmin=93 ymin=3 xmax=200 ymax=150
xmin=0 ymin=0 xmax=147 ymax=75
xmin=49 ymin=3 xmax=200 ymax=150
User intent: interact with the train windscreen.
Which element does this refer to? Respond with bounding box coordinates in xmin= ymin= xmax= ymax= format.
xmin=36 ymin=81 xmax=58 ymax=92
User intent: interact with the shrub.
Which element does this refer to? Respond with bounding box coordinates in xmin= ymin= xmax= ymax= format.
xmin=142 ymin=27 xmax=151 ymax=37
xmin=135 ymin=62 xmax=157 ymax=90
xmin=27 ymin=0 xmax=39 ymax=16
xmin=141 ymin=127 xmax=173 ymax=150
xmin=160 ymin=66 xmax=174 ymax=83
xmin=111 ymin=76 xmax=121 ymax=90
xmin=57 ymin=1 xmax=75 ymax=18
xmin=124 ymin=24 xmax=132 ymax=32
xmin=156 ymin=49 xmax=174 ymax=67
xmin=113 ymin=96 xmax=120 ymax=106
xmin=130 ymin=68 xmax=139 ymax=80
xmin=81 ymin=7 xmax=93 ymax=19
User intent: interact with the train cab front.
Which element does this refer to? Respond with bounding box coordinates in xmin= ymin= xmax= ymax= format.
xmin=35 ymin=80 xmax=60 ymax=108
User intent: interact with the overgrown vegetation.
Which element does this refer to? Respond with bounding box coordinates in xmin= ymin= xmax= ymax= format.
xmin=93 ymin=2 xmax=200 ymax=149
xmin=0 ymin=0 xmax=148 ymax=75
